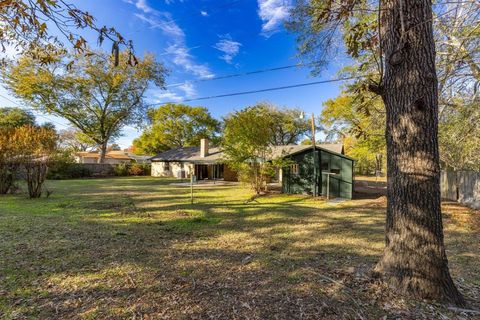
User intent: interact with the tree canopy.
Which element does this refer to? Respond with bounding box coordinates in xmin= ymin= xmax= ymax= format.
xmin=3 ymin=49 xmax=166 ymax=163
xmin=133 ymin=104 xmax=221 ymax=155
xmin=255 ymin=103 xmax=311 ymax=145
xmin=0 ymin=107 xmax=36 ymax=129
xmin=222 ymin=105 xmax=291 ymax=194
xmin=322 ymin=93 xmax=386 ymax=175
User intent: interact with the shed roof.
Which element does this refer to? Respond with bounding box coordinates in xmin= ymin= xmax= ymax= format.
xmin=150 ymin=143 xmax=351 ymax=163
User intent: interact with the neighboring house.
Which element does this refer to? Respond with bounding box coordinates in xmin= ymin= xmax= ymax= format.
xmin=151 ymin=139 xmax=355 ymax=199
xmin=74 ymin=151 xmax=152 ymax=165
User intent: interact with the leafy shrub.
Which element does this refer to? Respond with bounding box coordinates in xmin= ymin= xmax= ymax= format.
xmin=114 ymin=163 xmax=129 ymax=176
xmin=47 ymin=153 xmax=94 ymax=180
xmin=128 ymin=163 xmax=143 ymax=176
xmin=48 ymin=162 xmax=92 ymax=179
xmin=138 ymin=163 xmax=151 ymax=176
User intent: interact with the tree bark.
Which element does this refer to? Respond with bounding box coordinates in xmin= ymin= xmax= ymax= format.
xmin=374 ymin=0 xmax=465 ymax=305
xmin=98 ymin=142 xmax=107 ymax=164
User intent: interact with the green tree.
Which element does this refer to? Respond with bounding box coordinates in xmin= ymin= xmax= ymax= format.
xmin=222 ymin=105 xmax=290 ymax=195
xmin=322 ymin=93 xmax=386 ymax=175
xmin=133 ymin=104 xmax=220 ymax=154
xmin=3 ymin=50 xmax=166 ymax=163
xmin=439 ymin=99 xmax=480 ymax=171
xmin=256 ymin=102 xmax=311 ymax=145
xmin=289 ymin=0 xmax=465 ymax=304
xmin=108 ymin=144 xmax=122 ymax=152
xmin=0 ymin=107 xmax=36 ymax=129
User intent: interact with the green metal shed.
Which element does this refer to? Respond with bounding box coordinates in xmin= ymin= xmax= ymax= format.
xmin=281 ymin=146 xmax=355 ymax=199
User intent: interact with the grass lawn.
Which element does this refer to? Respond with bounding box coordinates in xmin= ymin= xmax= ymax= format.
xmin=0 ymin=177 xmax=479 ymax=319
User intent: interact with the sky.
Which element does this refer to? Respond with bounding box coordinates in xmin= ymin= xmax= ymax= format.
xmin=0 ymin=0 xmax=349 ymax=149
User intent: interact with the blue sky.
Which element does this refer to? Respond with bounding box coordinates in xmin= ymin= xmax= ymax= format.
xmin=0 ymin=0 xmax=348 ymax=148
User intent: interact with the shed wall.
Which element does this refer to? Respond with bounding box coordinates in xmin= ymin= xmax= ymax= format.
xmin=282 ymin=149 xmax=354 ymax=199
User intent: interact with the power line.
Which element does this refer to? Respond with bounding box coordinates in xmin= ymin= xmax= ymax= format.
xmin=157 ymin=2 xmax=468 ymax=90
xmin=166 ymin=63 xmax=309 ymax=88
xmin=149 ymin=75 xmax=363 ymax=106
xmin=0 ymin=93 xmax=70 ymax=128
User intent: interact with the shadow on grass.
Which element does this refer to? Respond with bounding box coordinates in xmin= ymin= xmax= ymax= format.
xmin=1 ymin=177 xmax=478 ymax=319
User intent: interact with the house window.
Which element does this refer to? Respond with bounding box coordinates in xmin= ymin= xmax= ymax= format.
xmin=291 ymin=164 xmax=300 ymax=175
xmin=180 ymin=162 xmax=184 ymax=169
xmin=164 ymin=162 xmax=170 ymax=171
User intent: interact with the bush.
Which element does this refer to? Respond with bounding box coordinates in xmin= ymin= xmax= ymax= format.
xmin=128 ymin=163 xmax=143 ymax=176
xmin=47 ymin=153 xmax=93 ymax=180
xmin=116 ymin=163 xmax=151 ymax=176
xmin=114 ymin=163 xmax=129 ymax=176
xmin=137 ymin=163 xmax=151 ymax=176
xmin=48 ymin=163 xmax=93 ymax=179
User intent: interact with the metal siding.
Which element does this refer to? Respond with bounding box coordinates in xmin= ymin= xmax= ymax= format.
xmin=282 ymin=148 xmax=354 ymax=199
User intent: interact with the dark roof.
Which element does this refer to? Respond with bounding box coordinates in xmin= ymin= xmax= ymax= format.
xmin=269 ymin=144 xmax=346 ymax=159
xmin=151 ymin=143 xmax=352 ymax=163
xmin=150 ymin=146 xmax=223 ymax=164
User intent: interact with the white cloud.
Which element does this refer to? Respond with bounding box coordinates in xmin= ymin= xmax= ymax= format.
xmin=165 ymin=44 xmax=214 ymax=79
xmin=200 ymin=11 xmax=208 ymax=17
xmin=125 ymin=2 xmax=214 ymax=79
xmin=177 ymin=82 xmax=196 ymax=98
xmin=213 ymin=35 xmax=242 ymax=64
xmin=257 ymin=0 xmax=292 ymax=37
xmin=134 ymin=13 xmax=184 ymax=38
xmin=123 ymin=0 xmax=157 ymax=14
xmin=151 ymin=89 xmax=183 ymax=103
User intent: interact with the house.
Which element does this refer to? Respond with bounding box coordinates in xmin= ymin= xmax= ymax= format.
xmin=150 ymin=139 xmax=236 ymax=180
xmin=74 ymin=151 xmax=152 ymax=165
xmin=151 ymin=139 xmax=355 ymax=199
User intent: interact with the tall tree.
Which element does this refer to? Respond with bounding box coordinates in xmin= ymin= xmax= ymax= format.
xmin=133 ymin=104 xmax=221 ymax=154
xmin=222 ymin=105 xmax=282 ymax=195
xmin=289 ymin=0 xmax=465 ymax=304
xmin=256 ymin=102 xmax=311 ymax=145
xmin=0 ymin=107 xmax=36 ymax=129
xmin=3 ymin=50 xmax=166 ymax=163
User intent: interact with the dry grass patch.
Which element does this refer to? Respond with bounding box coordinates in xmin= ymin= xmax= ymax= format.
xmin=0 ymin=177 xmax=479 ymax=319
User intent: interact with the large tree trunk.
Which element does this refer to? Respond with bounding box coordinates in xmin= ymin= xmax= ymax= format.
xmin=98 ymin=142 xmax=108 ymax=164
xmin=374 ymin=0 xmax=465 ymax=305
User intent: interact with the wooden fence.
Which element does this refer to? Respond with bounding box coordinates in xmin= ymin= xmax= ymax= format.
xmin=81 ymin=163 xmax=116 ymax=176
xmin=441 ymin=171 xmax=480 ymax=209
